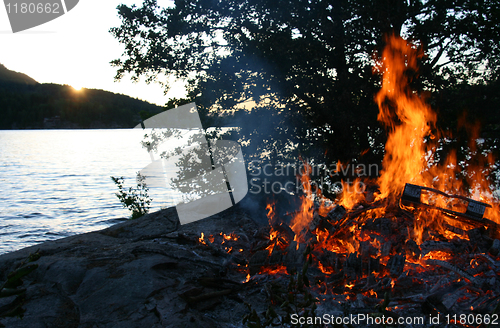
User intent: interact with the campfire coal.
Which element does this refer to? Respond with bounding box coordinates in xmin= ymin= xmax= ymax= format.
xmin=195 ymin=194 xmax=500 ymax=326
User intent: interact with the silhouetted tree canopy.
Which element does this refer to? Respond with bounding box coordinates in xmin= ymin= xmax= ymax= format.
xmin=110 ymin=0 xmax=500 ymax=166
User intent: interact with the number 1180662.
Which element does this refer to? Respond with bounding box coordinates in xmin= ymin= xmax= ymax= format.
xmin=446 ymin=314 xmax=498 ymax=325
xmin=5 ymin=2 xmax=61 ymax=14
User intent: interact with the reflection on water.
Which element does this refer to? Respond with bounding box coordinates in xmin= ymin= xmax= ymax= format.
xmin=0 ymin=129 xmax=181 ymax=254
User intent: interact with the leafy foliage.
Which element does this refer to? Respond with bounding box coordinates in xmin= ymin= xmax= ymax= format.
xmin=110 ymin=0 xmax=500 ymax=167
xmin=111 ymin=173 xmax=152 ymax=219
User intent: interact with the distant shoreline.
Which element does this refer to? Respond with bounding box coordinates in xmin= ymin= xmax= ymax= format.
xmin=0 ymin=79 xmax=164 ymax=130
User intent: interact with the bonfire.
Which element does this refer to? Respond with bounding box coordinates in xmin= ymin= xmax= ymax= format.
xmin=197 ymin=35 xmax=500 ymax=327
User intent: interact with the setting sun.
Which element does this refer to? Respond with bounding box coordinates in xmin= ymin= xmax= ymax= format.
xmin=72 ymin=84 xmax=83 ymax=91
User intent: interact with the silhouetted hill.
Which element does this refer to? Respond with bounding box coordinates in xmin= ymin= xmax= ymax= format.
xmin=0 ymin=64 xmax=38 ymax=85
xmin=0 ymin=78 xmax=164 ymax=129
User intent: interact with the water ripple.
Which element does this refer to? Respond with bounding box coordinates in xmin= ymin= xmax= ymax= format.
xmin=0 ymin=129 xmax=169 ymax=254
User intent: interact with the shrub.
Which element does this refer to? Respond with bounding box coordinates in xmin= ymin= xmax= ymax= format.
xmin=111 ymin=173 xmax=152 ymax=219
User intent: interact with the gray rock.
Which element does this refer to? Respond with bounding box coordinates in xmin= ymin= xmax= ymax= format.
xmin=0 ymin=206 xmax=258 ymax=327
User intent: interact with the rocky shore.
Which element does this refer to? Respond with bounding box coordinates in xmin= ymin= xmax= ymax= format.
xmin=0 ymin=206 xmax=262 ymax=328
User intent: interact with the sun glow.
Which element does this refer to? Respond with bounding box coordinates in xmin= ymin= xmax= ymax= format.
xmin=72 ymin=84 xmax=83 ymax=91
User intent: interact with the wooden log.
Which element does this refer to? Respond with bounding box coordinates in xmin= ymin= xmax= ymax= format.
xmin=273 ymin=222 xmax=295 ymax=244
xmin=489 ymin=239 xmax=500 ymax=256
xmin=381 ymin=241 xmax=392 ymax=258
xmin=318 ymin=205 xmax=346 ymax=233
xmin=344 ymin=252 xmax=362 ymax=280
xmin=314 ymin=248 xmax=339 ymax=273
xmin=400 ymin=183 xmax=500 ymax=239
xmin=420 ymin=240 xmax=454 ymax=257
xmin=283 ymin=241 xmax=306 ymax=270
xmin=308 ymin=211 xmax=323 ymax=231
xmin=367 ymin=257 xmax=380 ymax=274
xmin=426 ymin=259 xmax=478 ymax=285
xmin=327 ymin=205 xmax=346 ymax=222
xmin=268 ymin=248 xmax=283 ymax=266
xmin=443 ymin=222 xmax=466 ymax=237
xmin=387 ymin=254 xmax=405 ymax=277
xmin=362 ymin=217 xmax=392 ymax=235
xmin=248 ymin=250 xmax=270 ymax=275
xmin=467 ymin=227 xmax=493 ymax=251
xmin=403 ymin=239 xmax=421 ymax=261
xmin=359 ymin=241 xmax=378 ymax=258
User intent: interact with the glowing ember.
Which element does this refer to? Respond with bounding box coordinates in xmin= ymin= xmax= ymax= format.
xmin=259 ymin=265 xmax=288 ymax=276
xmin=243 ymin=273 xmax=250 ymax=283
xmin=221 ymin=232 xmax=239 ymax=242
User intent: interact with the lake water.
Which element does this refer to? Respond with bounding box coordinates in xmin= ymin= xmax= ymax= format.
xmin=0 ymin=129 xmax=180 ymax=255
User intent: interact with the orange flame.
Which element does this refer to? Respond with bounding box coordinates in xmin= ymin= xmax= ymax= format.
xmin=370 ymin=34 xmax=499 ymax=236
xmin=266 ymin=201 xmax=277 ymax=225
xmin=290 ymin=162 xmax=315 ymax=238
xmin=253 ymin=34 xmax=499 ymax=286
xmin=290 ymin=161 xmax=334 ymax=241
xmin=373 ymin=35 xmax=437 ymax=204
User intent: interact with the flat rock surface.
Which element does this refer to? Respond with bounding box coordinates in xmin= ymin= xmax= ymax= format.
xmin=0 ymin=206 xmax=264 ymax=328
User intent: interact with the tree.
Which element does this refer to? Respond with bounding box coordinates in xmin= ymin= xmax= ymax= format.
xmin=110 ymin=0 xmax=500 ymax=169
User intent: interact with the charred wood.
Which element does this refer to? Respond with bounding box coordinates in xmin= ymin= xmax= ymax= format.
xmin=489 ymin=239 xmax=500 ymax=256
xmin=283 ymin=241 xmax=306 ymax=270
xmin=344 ymin=252 xmax=362 ymax=280
xmin=467 ymin=227 xmax=493 ymax=251
xmin=403 ymin=239 xmax=421 ymax=261
xmin=268 ymin=248 xmax=283 ymax=266
xmin=387 ymin=254 xmax=405 ymax=277
xmin=248 ymin=250 xmax=270 ymax=275
xmin=426 ymin=259 xmax=478 ymax=285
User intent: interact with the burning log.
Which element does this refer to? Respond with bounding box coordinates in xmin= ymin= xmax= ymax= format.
xmin=273 ymin=222 xmax=295 ymax=245
xmin=314 ymin=205 xmax=346 ymax=234
xmin=268 ymin=248 xmax=283 ymax=266
xmin=443 ymin=222 xmax=466 ymax=237
xmin=344 ymin=252 xmax=362 ymax=280
xmin=401 ymin=184 xmax=490 ymax=217
xmin=387 ymin=254 xmax=406 ymax=277
xmin=426 ymin=259 xmax=478 ymax=285
xmin=489 ymin=239 xmax=500 ymax=256
xmin=401 ymin=183 xmax=500 ymax=238
xmin=283 ymin=241 xmax=306 ymax=270
xmin=420 ymin=240 xmax=456 ymax=257
xmin=308 ymin=211 xmax=322 ymax=232
xmin=467 ymin=228 xmax=493 ymax=251
xmin=326 ymin=205 xmax=346 ymax=223
xmin=381 ymin=241 xmax=392 ymax=258
xmin=403 ymin=239 xmax=420 ymax=261
xmin=362 ymin=217 xmax=392 ymax=235
xmin=248 ymin=250 xmax=270 ymax=275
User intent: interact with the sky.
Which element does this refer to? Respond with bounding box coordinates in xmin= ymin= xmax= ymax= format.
xmin=0 ymin=0 xmax=185 ymax=106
